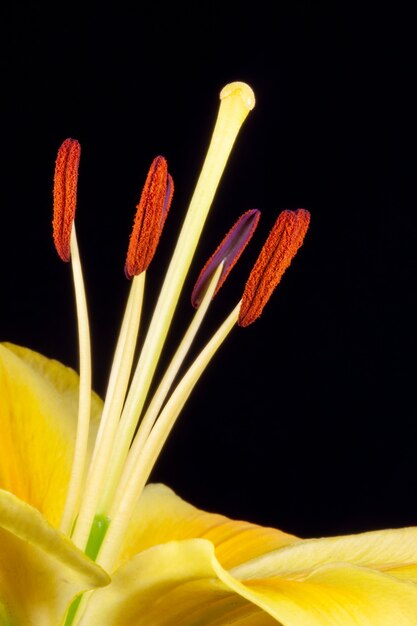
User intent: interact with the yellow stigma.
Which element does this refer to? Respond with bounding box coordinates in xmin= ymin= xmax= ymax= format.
xmin=220 ymin=81 xmax=256 ymax=111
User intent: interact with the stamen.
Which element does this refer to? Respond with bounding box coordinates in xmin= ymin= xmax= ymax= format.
xmin=53 ymin=137 xmax=93 ymax=536
xmin=98 ymin=299 xmax=241 ymax=572
xmin=70 ymin=273 xmax=145 ymax=551
xmin=124 ymin=156 xmax=174 ymax=279
xmin=59 ymin=225 xmax=92 ymax=535
xmin=53 ymin=138 xmax=81 ymax=262
xmin=238 ymin=208 xmax=310 ymax=327
xmin=191 ymin=209 xmax=260 ymax=308
xmin=115 ymin=262 xmax=225 ymax=503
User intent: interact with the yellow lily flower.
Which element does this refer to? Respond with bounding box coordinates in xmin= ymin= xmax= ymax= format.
xmin=1 ymin=81 xmax=417 ymax=626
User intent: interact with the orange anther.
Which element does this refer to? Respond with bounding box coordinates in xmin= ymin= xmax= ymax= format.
xmin=125 ymin=156 xmax=174 ymax=278
xmin=238 ymin=209 xmax=310 ymax=326
xmin=52 ymin=138 xmax=81 ymax=262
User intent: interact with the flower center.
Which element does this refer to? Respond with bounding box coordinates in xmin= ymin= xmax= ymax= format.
xmin=52 ymin=82 xmax=311 ymax=626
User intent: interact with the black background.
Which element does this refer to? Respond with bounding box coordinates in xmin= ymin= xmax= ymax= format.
xmin=1 ymin=2 xmax=416 ymax=539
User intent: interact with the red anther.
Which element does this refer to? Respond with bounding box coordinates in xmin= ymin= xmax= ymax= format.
xmin=125 ymin=156 xmax=174 ymax=278
xmin=53 ymin=138 xmax=81 ymax=262
xmin=238 ymin=209 xmax=310 ymax=327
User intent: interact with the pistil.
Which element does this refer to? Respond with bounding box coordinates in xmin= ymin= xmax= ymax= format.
xmin=97 ymin=82 xmax=256 ymax=517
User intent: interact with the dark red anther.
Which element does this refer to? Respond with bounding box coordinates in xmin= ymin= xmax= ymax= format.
xmin=191 ymin=209 xmax=261 ymax=308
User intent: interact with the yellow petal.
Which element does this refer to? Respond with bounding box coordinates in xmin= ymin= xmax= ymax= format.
xmin=231 ymin=525 xmax=417 ymax=582
xmin=243 ymin=565 xmax=417 ymax=625
xmin=78 ymin=537 xmax=417 ymax=626
xmin=117 ymin=483 xmax=299 ymax=570
xmin=229 ymin=515 xmax=417 ymax=623
xmin=0 ymin=343 xmax=102 ymax=526
xmin=78 ymin=538 xmax=278 ymax=626
xmin=0 ymin=489 xmax=109 ymax=626
xmin=106 ymin=484 xmax=417 ymax=625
